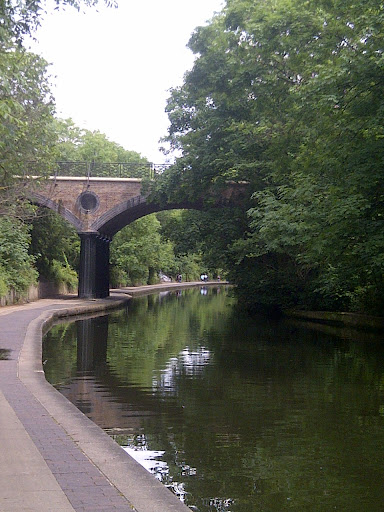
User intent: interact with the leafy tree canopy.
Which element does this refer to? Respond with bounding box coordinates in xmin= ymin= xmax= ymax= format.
xmin=0 ymin=0 xmax=117 ymax=46
xmin=158 ymin=207 xmax=247 ymax=277
xmin=110 ymin=214 xmax=176 ymax=286
xmin=159 ymin=0 xmax=384 ymax=314
xmin=53 ymin=118 xmax=147 ymax=163
xmin=0 ymin=0 xmax=120 ymax=211
xmin=0 ymin=46 xmax=56 ymax=215
xmin=52 ymin=118 xmax=150 ymax=177
xmin=0 ymin=0 xmax=118 ymax=299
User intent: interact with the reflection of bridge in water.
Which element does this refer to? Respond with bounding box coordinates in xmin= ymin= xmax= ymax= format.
xmin=59 ymin=314 xmax=183 ymax=432
xmin=29 ymin=162 xmax=248 ymax=299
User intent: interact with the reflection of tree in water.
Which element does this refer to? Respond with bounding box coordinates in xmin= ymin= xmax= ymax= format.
xmin=43 ymin=289 xmax=384 ymax=512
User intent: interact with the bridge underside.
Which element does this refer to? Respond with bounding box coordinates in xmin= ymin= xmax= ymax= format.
xmin=95 ymin=199 xmax=204 ymax=237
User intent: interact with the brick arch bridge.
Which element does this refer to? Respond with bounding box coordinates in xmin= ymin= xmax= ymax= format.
xmin=31 ymin=174 xmax=248 ymax=299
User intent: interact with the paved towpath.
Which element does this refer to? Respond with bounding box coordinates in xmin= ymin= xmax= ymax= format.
xmin=0 ymin=291 xmax=195 ymax=512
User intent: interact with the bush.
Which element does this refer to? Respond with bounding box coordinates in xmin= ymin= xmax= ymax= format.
xmin=50 ymin=259 xmax=78 ymax=291
xmin=0 ymin=266 xmax=9 ymax=298
xmin=0 ymin=217 xmax=38 ymax=295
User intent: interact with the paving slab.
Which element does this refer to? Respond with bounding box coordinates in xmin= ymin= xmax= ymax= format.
xmin=0 ymin=292 xmax=194 ymax=512
xmin=0 ymin=390 xmax=75 ymax=512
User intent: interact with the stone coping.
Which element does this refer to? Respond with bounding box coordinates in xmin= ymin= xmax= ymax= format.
xmin=285 ymin=309 xmax=384 ymax=330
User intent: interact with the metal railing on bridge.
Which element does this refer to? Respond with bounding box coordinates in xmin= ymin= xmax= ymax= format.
xmin=55 ymin=161 xmax=171 ymax=179
xmin=26 ymin=161 xmax=171 ymax=179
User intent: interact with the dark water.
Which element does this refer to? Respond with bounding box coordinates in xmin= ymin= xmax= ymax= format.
xmin=43 ymin=287 xmax=384 ymax=512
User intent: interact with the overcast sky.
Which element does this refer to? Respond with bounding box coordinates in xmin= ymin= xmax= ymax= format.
xmin=29 ymin=0 xmax=224 ymax=163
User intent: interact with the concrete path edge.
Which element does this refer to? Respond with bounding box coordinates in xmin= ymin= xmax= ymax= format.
xmin=18 ymin=295 xmax=193 ymax=512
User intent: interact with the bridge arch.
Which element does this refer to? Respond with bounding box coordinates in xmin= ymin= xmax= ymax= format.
xmin=31 ymin=192 xmax=83 ymax=232
xmin=78 ymin=197 xmax=207 ymax=299
xmin=91 ymin=195 xmax=204 ymax=236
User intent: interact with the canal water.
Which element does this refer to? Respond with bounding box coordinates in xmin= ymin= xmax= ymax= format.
xmin=43 ymin=287 xmax=384 ymax=512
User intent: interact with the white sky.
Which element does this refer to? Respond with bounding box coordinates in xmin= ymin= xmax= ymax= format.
xmin=29 ymin=0 xmax=224 ymax=163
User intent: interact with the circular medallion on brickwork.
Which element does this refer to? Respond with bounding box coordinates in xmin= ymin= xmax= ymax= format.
xmin=78 ymin=191 xmax=100 ymax=213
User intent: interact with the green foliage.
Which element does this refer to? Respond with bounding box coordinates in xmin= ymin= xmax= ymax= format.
xmin=161 ymin=0 xmax=384 ymax=314
xmin=158 ymin=208 xmax=247 ymax=278
xmin=28 ymin=121 xmax=154 ymax=291
xmin=0 ymin=0 xmax=117 ymax=46
xmin=52 ymin=118 xmax=150 ymax=177
xmin=54 ymin=118 xmax=147 ymax=160
xmin=29 ymin=209 xmax=80 ymax=287
xmin=0 ymin=266 xmax=9 ymax=297
xmin=0 ymin=217 xmax=38 ymax=295
xmin=0 ymin=45 xmax=56 ymax=209
xmin=110 ymin=214 xmax=176 ymax=286
xmin=50 ymin=259 xmax=78 ymax=291
xmin=0 ymin=0 xmax=119 ymax=299
xmin=110 ymin=211 xmax=222 ymax=285
xmin=0 ymin=0 xmax=117 ymax=209
xmin=158 ymin=210 xmax=204 ymax=256
xmin=173 ymin=252 xmax=205 ymax=282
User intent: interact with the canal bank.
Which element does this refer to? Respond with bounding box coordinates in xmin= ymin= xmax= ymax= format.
xmin=0 ymin=285 xmax=214 ymax=512
xmin=285 ymin=308 xmax=384 ymax=330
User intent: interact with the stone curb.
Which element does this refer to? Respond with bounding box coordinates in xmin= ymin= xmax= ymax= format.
xmin=113 ymin=280 xmax=228 ymax=297
xmin=18 ymin=295 xmax=192 ymax=512
xmin=285 ymin=309 xmax=384 ymax=330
